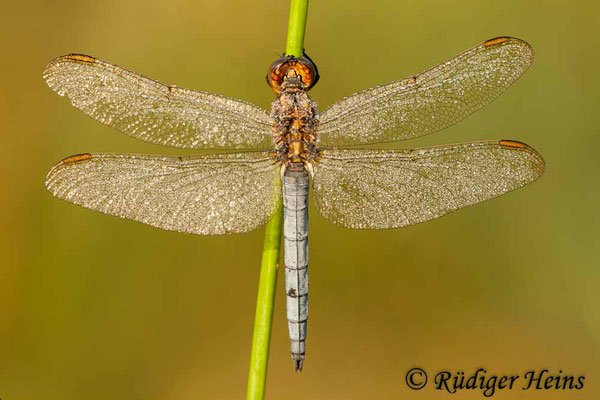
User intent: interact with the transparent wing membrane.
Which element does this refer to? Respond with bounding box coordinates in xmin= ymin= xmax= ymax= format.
xmin=318 ymin=37 xmax=534 ymax=147
xmin=312 ymin=141 xmax=544 ymax=229
xmin=45 ymin=151 xmax=281 ymax=234
xmin=44 ymin=38 xmax=545 ymax=236
xmin=43 ymin=54 xmax=273 ymax=149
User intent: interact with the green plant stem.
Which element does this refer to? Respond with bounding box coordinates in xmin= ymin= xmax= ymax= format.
xmin=246 ymin=204 xmax=282 ymax=400
xmin=286 ymin=0 xmax=309 ymax=57
xmin=246 ymin=1 xmax=309 ymax=399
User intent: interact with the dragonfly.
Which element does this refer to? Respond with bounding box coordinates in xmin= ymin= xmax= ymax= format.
xmin=43 ymin=37 xmax=544 ymax=372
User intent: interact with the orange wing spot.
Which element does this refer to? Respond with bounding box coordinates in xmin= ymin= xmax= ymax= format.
xmin=61 ymin=153 xmax=92 ymax=164
xmin=484 ymin=37 xmax=510 ymax=47
xmin=66 ymin=54 xmax=96 ymax=63
xmin=499 ymin=140 xmax=528 ymax=149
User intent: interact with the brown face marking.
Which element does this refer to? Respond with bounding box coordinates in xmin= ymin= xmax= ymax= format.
xmin=66 ymin=54 xmax=96 ymax=63
xmin=61 ymin=153 xmax=92 ymax=164
xmin=484 ymin=37 xmax=510 ymax=47
xmin=499 ymin=140 xmax=528 ymax=149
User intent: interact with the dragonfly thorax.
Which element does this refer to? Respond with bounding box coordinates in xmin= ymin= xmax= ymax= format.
xmin=271 ymin=87 xmax=319 ymax=172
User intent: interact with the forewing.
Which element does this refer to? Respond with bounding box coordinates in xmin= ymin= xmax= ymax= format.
xmin=318 ymin=37 xmax=534 ymax=147
xmin=312 ymin=141 xmax=544 ymax=229
xmin=45 ymin=151 xmax=281 ymax=234
xmin=43 ymin=54 xmax=273 ymax=149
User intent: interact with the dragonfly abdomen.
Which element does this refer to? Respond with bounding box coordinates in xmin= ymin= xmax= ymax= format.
xmin=283 ymin=169 xmax=309 ymax=372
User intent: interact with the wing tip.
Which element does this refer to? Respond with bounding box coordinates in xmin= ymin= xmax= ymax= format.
xmin=483 ymin=36 xmax=535 ymax=62
xmin=43 ymin=54 xmax=97 ymax=85
xmin=499 ymin=139 xmax=545 ymax=176
xmin=45 ymin=153 xmax=93 ymax=189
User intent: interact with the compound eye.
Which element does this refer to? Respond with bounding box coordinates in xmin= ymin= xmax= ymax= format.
xmin=266 ymin=56 xmax=290 ymax=93
xmin=266 ymin=55 xmax=319 ymax=93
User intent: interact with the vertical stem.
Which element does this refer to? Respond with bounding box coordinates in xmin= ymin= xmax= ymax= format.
xmin=246 ymin=204 xmax=282 ymax=400
xmin=246 ymin=1 xmax=309 ymax=399
xmin=286 ymin=0 xmax=309 ymax=57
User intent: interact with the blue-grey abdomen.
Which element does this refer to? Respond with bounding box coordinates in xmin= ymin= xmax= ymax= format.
xmin=282 ymin=169 xmax=309 ymax=371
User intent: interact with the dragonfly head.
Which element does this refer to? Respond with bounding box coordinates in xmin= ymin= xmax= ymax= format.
xmin=267 ymin=54 xmax=319 ymax=94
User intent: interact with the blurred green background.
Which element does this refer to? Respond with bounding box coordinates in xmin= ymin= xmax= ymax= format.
xmin=1 ymin=0 xmax=599 ymax=398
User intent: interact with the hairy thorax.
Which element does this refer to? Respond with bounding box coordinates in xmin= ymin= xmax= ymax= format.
xmin=271 ymin=87 xmax=319 ymax=173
